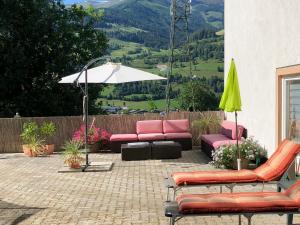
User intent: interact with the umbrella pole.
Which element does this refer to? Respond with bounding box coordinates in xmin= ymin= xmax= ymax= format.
xmin=235 ymin=111 xmax=241 ymax=170
xmin=84 ymin=69 xmax=89 ymax=171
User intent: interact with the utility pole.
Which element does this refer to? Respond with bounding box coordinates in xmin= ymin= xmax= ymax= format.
xmin=165 ymin=0 xmax=192 ymax=113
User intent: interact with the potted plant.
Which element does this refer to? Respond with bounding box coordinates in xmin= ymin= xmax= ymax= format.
xmin=62 ymin=140 xmax=84 ymax=169
xmin=211 ymin=137 xmax=267 ymax=169
xmin=40 ymin=121 xmax=56 ymax=154
xmin=73 ymin=124 xmax=101 ymax=153
xmin=27 ymin=138 xmax=45 ymax=157
xmin=20 ymin=122 xmax=45 ymax=157
xmin=192 ymin=113 xmax=221 ymax=145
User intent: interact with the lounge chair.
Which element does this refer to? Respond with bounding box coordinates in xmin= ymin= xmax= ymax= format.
xmin=165 ymin=179 xmax=300 ymax=225
xmin=165 ymin=139 xmax=300 ymax=200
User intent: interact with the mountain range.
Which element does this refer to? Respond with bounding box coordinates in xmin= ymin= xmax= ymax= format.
xmin=98 ymin=0 xmax=223 ymax=48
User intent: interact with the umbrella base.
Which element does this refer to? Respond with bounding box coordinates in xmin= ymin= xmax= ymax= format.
xmin=83 ymin=161 xmax=113 ymax=172
xmin=58 ymin=161 xmax=113 ymax=173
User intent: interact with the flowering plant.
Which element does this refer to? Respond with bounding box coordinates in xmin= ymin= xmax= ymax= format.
xmin=239 ymin=137 xmax=267 ymax=161
xmin=211 ymin=144 xmax=237 ymax=169
xmin=210 ymin=137 xmax=267 ymax=169
xmin=73 ymin=125 xmax=111 ymax=146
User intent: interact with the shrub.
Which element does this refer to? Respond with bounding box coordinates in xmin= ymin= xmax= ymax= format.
xmin=72 ymin=125 xmax=111 ymax=148
xmin=192 ymin=113 xmax=222 ymax=144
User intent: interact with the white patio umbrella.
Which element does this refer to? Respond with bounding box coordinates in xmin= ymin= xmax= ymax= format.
xmin=59 ymin=57 xmax=166 ymax=171
xmin=60 ymin=62 xmax=166 ymax=84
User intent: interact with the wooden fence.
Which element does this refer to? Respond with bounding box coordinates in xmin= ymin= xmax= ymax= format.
xmin=0 ymin=111 xmax=224 ymax=153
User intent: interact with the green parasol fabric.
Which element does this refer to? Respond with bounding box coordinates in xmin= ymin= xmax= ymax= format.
xmin=219 ymin=59 xmax=243 ymax=169
xmin=219 ymin=59 xmax=242 ymax=112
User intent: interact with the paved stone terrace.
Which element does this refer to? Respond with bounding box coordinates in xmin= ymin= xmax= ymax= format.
xmin=0 ymin=150 xmax=299 ymax=225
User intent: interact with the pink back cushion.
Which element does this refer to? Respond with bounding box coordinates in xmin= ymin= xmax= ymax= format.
xmin=136 ymin=120 xmax=163 ymax=134
xmin=220 ymin=121 xmax=244 ymax=140
xmin=163 ymin=119 xmax=189 ymax=133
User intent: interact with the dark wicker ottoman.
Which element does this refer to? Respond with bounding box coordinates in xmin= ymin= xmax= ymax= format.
xmin=151 ymin=141 xmax=182 ymax=159
xmin=121 ymin=142 xmax=151 ymax=161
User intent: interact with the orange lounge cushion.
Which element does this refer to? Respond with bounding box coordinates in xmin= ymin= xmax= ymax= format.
xmin=164 ymin=132 xmax=192 ymax=139
xmin=285 ymin=180 xmax=300 ymax=203
xmin=255 ymin=139 xmax=300 ymax=181
xmin=177 ymin=192 xmax=298 ymax=214
xmin=110 ymin=134 xmax=138 ymax=142
xmin=138 ymin=133 xmax=165 ymax=141
xmin=171 ymin=169 xmax=258 ymax=186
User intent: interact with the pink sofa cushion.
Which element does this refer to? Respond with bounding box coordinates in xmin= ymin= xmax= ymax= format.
xmin=110 ymin=134 xmax=138 ymax=142
xmin=164 ymin=132 xmax=192 ymax=139
xmin=138 ymin=133 xmax=165 ymax=141
xmin=201 ymin=134 xmax=240 ymax=149
xmin=221 ymin=121 xmax=244 ymax=140
xmin=163 ymin=119 xmax=189 ymax=133
xmin=213 ymin=139 xmax=242 ymax=149
xmin=136 ymin=120 xmax=163 ymax=134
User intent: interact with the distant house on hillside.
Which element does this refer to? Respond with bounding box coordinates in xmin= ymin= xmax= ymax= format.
xmin=225 ymin=0 xmax=300 ymax=155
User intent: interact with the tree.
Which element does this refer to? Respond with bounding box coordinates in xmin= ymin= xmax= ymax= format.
xmin=179 ymin=80 xmax=219 ymax=111
xmin=0 ymin=0 xmax=108 ymax=117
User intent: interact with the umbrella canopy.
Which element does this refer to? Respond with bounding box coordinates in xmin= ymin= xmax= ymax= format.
xmin=59 ymin=62 xmax=166 ymax=84
xmin=219 ymin=59 xmax=242 ymax=112
xmin=219 ymin=59 xmax=242 ymax=169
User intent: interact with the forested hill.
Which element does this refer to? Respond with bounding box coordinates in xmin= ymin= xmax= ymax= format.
xmin=96 ymin=0 xmax=224 ymax=48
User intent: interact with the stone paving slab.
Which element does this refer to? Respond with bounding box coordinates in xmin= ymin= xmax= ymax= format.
xmin=0 ymin=150 xmax=300 ymax=225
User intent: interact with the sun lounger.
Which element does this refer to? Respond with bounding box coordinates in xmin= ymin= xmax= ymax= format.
xmin=165 ymin=179 xmax=300 ymax=225
xmin=165 ymin=139 xmax=300 ymax=200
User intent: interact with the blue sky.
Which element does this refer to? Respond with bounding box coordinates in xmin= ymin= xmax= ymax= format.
xmin=63 ymin=0 xmax=109 ymax=4
xmin=64 ymin=0 xmax=84 ymax=4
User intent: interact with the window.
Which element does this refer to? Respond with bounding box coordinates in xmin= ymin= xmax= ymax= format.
xmin=276 ymin=65 xmax=300 ymax=145
xmin=282 ymin=78 xmax=300 ymax=142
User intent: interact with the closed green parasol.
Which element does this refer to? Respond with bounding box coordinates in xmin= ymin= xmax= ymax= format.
xmin=219 ymin=59 xmax=242 ymax=169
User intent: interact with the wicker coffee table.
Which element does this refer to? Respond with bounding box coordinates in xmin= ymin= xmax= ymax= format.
xmin=121 ymin=142 xmax=151 ymax=161
xmin=151 ymin=141 xmax=182 ymax=159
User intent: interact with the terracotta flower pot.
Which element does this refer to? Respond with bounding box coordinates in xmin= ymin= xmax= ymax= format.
xmin=22 ymin=145 xmax=31 ymax=156
xmin=44 ymin=144 xmax=54 ymax=155
xmin=232 ymin=158 xmax=249 ymax=170
xmin=69 ymin=162 xmax=81 ymax=169
xmin=30 ymin=150 xmax=38 ymax=157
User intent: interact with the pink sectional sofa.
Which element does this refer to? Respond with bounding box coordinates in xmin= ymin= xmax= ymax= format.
xmin=110 ymin=119 xmax=192 ymax=153
xmin=201 ymin=120 xmax=247 ymax=158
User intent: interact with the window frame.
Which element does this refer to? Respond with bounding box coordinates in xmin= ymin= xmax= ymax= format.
xmin=276 ymin=64 xmax=300 ymax=146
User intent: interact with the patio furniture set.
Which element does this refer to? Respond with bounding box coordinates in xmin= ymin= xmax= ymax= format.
xmin=109 ymin=119 xmax=192 ymax=160
xmin=201 ymin=120 xmax=247 ymax=157
xmin=164 ymin=139 xmax=300 ymax=225
xmin=121 ymin=141 xmax=181 ymax=161
xmin=108 ymin=119 xmax=300 ymax=224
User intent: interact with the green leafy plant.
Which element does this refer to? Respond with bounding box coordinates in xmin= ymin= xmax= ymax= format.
xmin=20 ymin=122 xmax=39 ymax=145
xmin=40 ymin=121 xmax=56 ymax=142
xmin=192 ymin=113 xmax=222 ymax=144
xmin=62 ymin=140 xmax=84 ymax=168
xmin=28 ymin=138 xmax=45 ymax=155
xmin=20 ymin=122 xmax=45 ymax=155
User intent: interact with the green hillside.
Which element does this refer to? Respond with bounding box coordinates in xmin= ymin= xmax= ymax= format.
xmin=94 ymin=0 xmax=224 ymax=112
xmin=98 ymin=0 xmax=224 ymax=48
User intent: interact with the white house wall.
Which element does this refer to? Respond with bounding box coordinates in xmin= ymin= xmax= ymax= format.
xmin=224 ymin=0 xmax=300 ymax=154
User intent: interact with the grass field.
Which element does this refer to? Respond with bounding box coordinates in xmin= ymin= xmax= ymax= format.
xmin=103 ymin=37 xmax=223 ymax=111
xmin=97 ymin=98 xmax=179 ymax=111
